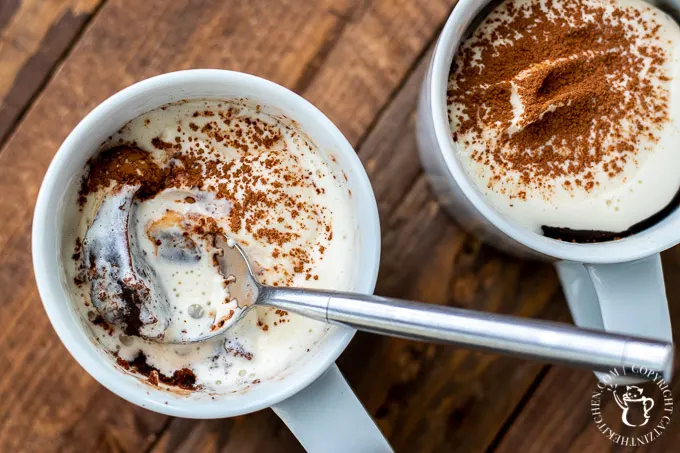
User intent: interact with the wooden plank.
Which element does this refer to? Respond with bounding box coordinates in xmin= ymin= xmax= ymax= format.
xmin=493 ymin=247 xmax=680 ymax=453
xmin=0 ymin=0 xmax=453 ymax=451
xmin=0 ymin=0 xmax=103 ymax=146
xmin=148 ymin=412 xmax=301 ymax=453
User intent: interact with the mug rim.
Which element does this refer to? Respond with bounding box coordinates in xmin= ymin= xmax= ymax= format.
xmin=32 ymin=69 xmax=381 ymax=418
xmin=428 ymin=0 xmax=680 ymax=263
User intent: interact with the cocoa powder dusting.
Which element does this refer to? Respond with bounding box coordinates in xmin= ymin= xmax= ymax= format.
xmin=80 ymin=146 xmax=166 ymax=202
xmin=448 ymin=0 xmax=671 ymax=195
xmin=78 ymin=102 xmax=331 ymax=289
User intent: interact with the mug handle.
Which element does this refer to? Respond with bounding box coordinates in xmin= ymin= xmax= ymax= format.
xmin=272 ymin=363 xmax=393 ymax=453
xmin=555 ymin=254 xmax=673 ymax=382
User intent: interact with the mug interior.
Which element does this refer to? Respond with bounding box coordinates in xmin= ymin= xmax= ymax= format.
xmin=429 ymin=0 xmax=680 ymax=263
xmin=32 ymin=70 xmax=381 ymax=418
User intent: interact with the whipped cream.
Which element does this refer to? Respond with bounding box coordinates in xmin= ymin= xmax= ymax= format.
xmin=63 ymin=99 xmax=357 ymax=393
xmin=448 ymin=0 xmax=680 ymax=236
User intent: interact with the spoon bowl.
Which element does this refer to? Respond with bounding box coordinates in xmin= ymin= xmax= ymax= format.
xmin=81 ymin=184 xmax=253 ymax=344
xmin=182 ymin=235 xmax=262 ymax=343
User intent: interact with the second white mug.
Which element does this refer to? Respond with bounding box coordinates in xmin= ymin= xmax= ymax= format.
xmin=32 ymin=69 xmax=392 ymax=453
xmin=416 ymin=0 xmax=676 ymax=382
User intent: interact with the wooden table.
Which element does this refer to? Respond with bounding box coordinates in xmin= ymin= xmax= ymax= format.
xmin=1 ymin=1 xmax=678 ymax=451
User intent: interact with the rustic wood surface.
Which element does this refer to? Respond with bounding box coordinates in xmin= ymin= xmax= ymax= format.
xmin=0 ymin=0 xmax=103 ymax=145
xmin=0 ymin=0 xmax=677 ymax=452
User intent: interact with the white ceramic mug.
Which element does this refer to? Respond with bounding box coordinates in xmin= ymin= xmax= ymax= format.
xmin=416 ymin=0 xmax=675 ymax=381
xmin=32 ymin=70 xmax=393 ymax=452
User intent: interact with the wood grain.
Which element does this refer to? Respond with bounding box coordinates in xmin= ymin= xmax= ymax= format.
xmin=148 ymin=413 xmax=301 ymax=453
xmin=493 ymin=248 xmax=680 ymax=453
xmin=0 ymin=0 xmax=454 ymax=452
xmin=0 ymin=0 xmax=103 ymax=146
xmin=6 ymin=0 xmax=674 ymax=452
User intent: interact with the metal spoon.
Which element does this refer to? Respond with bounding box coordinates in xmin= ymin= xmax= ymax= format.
xmin=82 ymin=192 xmax=674 ymax=380
xmin=211 ymin=237 xmax=674 ymax=381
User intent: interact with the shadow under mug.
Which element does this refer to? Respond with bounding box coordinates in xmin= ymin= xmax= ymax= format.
xmin=416 ymin=0 xmax=676 ymax=383
xmin=32 ymin=70 xmax=393 ymax=452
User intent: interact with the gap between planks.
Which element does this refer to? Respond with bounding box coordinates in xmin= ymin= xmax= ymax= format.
xmin=485 ymin=365 xmax=552 ymax=453
xmin=0 ymin=0 xmax=108 ymax=153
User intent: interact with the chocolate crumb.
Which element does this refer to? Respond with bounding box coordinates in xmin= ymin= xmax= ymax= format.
xmin=117 ymin=352 xmax=197 ymax=390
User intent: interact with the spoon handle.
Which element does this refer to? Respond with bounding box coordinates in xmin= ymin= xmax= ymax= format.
xmin=261 ymin=287 xmax=674 ymax=380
